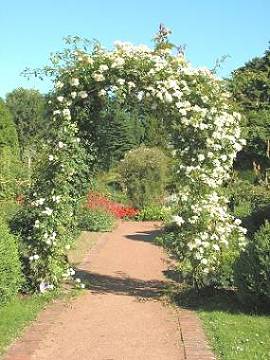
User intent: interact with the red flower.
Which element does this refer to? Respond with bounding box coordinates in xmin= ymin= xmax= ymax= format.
xmin=87 ymin=192 xmax=138 ymax=219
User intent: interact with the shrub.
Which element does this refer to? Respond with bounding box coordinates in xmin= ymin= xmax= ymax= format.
xmin=234 ymin=221 xmax=270 ymax=310
xmin=0 ymin=218 xmax=21 ymax=305
xmin=78 ymin=207 xmax=116 ymax=232
xmin=159 ymin=225 xmax=243 ymax=288
xmin=136 ymin=205 xmax=172 ymax=221
xmin=226 ymin=177 xmax=270 ymax=236
xmin=118 ymin=146 xmax=170 ymax=208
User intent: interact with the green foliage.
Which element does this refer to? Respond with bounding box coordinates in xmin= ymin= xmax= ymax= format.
xmin=97 ymin=108 xmax=144 ymax=170
xmin=216 ymin=233 xmax=245 ymax=287
xmin=0 ymin=99 xmax=19 ymax=150
xmin=197 ymin=292 xmax=270 ymax=360
xmin=0 ymin=100 xmax=23 ymax=198
xmin=234 ymin=221 xmax=270 ymax=310
xmin=0 ymin=218 xmax=21 ymax=305
xmin=0 ymin=293 xmax=53 ymax=354
xmin=77 ymin=207 xmax=116 ymax=232
xmin=231 ymin=48 xmax=270 ymax=168
xmin=231 ymin=49 xmax=270 ymax=112
xmin=0 ymin=200 xmax=20 ymax=222
xmin=136 ymin=205 xmax=171 ymax=221
xmin=118 ymin=146 xmax=170 ymax=208
xmin=142 ymin=114 xmax=168 ymax=149
xmin=6 ymin=88 xmax=48 ymax=180
xmin=226 ymin=176 xmax=270 ymax=235
xmin=173 ymin=288 xmax=270 ymax=359
xmin=6 ymin=88 xmax=47 ymax=151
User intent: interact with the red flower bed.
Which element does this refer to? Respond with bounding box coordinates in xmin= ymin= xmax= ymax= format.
xmin=87 ymin=192 xmax=138 ymax=219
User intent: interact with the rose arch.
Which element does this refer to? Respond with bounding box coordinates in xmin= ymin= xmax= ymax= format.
xmin=20 ymin=27 xmax=247 ymax=291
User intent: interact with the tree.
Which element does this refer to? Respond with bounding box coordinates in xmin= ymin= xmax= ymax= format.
xmin=98 ymin=108 xmax=144 ymax=169
xmin=6 ymin=88 xmax=48 ymax=177
xmin=0 ymin=99 xmax=21 ymax=198
xmin=142 ymin=113 xmax=168 ymax=149
xmin=231 ymin=48 xmax=270 ymax=169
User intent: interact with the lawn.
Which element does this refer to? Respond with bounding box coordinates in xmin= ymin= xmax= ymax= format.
xmin=0 ymin=230 xmax=98 ymax=356
xmin=0 ymin=292 xmax=58 ymax=355
xmin=175 ymin=288 xmax=270 ymax=360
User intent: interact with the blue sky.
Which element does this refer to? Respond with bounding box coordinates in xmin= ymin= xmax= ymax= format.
xmin=0 ymin=0 xmax=269 ymax=98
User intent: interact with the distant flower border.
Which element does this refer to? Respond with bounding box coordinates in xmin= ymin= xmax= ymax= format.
xmin=87 ymin=192 xmax=138 ymax=219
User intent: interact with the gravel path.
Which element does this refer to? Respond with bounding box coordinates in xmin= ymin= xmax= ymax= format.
xmin=4 ymin=221 xmax=215 ymax=360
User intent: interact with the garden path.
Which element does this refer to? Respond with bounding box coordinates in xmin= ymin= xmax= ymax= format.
xmin=4 ymin=221 xmax=215 ymax=360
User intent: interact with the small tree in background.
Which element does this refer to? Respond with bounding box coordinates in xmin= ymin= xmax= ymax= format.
xmin=118 ymin=146 xmax=170 ymax=208
xmin=142 ymin=113 xmax=169 ymax=150
xmin=6 ymin=88 xmax=48 ymax=179
xmin=95 ymin=108 xmax=144 ymax=170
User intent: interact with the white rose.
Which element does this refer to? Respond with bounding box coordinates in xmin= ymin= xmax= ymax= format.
xmin=36 ymin=198 xmax=45 ymax=206
xmin=52 ymin=195 xmax=61 ymax=203
xmin=164 ymin=92 xmax=173 ymax=103
xmin=93 ymin=73 xmax=105 ymax=82
xmin=56 ymin=81 xmax=64 ymax=89
xmin=213 ymin=244 xmax=220 ymax=251
xmin=99 ymin=64 xmax=109 ymax=72
xmin=58 ymin=141 xmax=65 ymax=149
xmin=70 ymin=78 xmax=79 ymax=86
xmin=128 ymin=81 xmax=136 ymax=89
xmin=34 ymin=220 xmax=40 ymax=228
xmin=57 ymin=96 xmax=64 ymax=102
xmin=98 ymin=89 xmax=106 ymax=96
xmin=111 ymin=57 xmax=125 ymax=68
xmin=78 ymin=91 xmax=88 ymax=99
xmin=42 ymin=207 xmax=53 ymax=216
xmin=198 ymin=154 xmax=205 ymax=162
xmin=137 ymin=91 xmax=144 ymax=101
xmin=117 ymin=78 xmax=125 ymax=86
xmin=172 ymin=215 xmax=185 ymax=227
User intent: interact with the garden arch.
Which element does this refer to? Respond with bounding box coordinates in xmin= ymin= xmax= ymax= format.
xmin=22 ymin=27 xmax=247 ymax=291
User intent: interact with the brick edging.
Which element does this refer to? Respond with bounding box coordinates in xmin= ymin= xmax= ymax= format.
xmin=177 ymin=308 xmax=216 ymax=360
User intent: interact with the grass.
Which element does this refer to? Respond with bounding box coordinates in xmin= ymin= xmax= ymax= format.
xmin=0 ymin=291 xmax=59 ymax=355
xmin=0 ymin=230 xmax=99 ymax=357
xmin=174 ymin=287 xmax=270 ymax=360
xmin=0 ymin=199 xmax=20 ymax=221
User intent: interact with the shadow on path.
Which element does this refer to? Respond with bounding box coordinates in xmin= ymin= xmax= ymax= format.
xmin=75 ymin=270 xmax=169 ymax=299
xmin=124 ymin=229 xmax=161 ymax=243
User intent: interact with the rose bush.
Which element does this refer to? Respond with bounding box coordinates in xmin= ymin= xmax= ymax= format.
xmin=19 ymin=26 xmax=247 ymax=290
